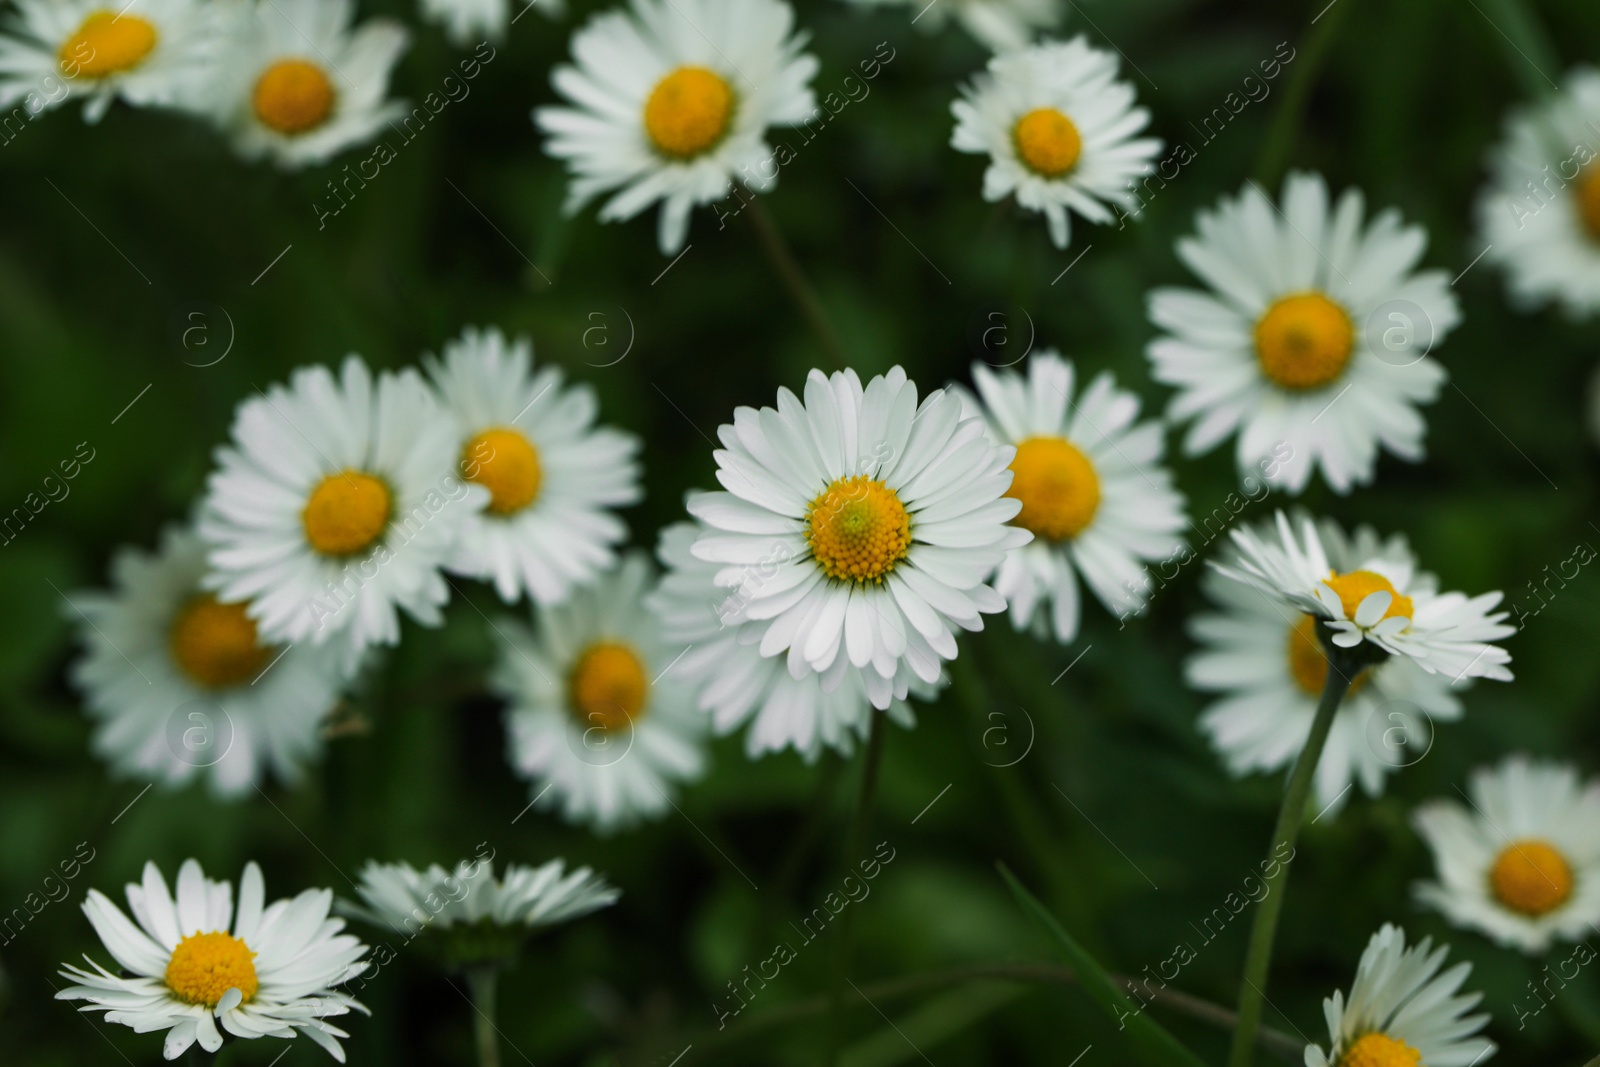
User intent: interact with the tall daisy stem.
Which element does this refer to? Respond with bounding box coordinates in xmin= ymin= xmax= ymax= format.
xmin=467 ymin=965 xmax=503 ymax=1067
xmin=742 ymin=191 xmax=850 ymax=370
xmin=825 ymin=708 xmax=887 ymax=1066
xmin=1475 ymin=0 xmax=1561 ymax=100
xmin=1253 ymin=0 xmax=1356 ymax=188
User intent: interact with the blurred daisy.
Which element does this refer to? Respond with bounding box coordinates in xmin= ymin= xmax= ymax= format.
xmin=420 ymin=0 xmax=564 ymax=46
xmin=57 ymin=859 xmax=369 ymax=1062
xmin=951 ymin=38 xmax=1160 ymax=250
xmin=0 ymin=0 xmax=224 ymax=122
xmin=1189 ymin=517 xmax=1464 ymax=810
xmin=424 ymin=326 xmax=640 ymax=605
xmin=842 ymin=0 xmax=1060 ymax=52
xmin=535 ymin=0 xmax=819 ymax=254
xmin=1216 ymin=512 xmax=1514 ymax=684
xmin=207 ymin=0 xmax=407 ymax=168
xmin=491 ymin=554 xmax=706 ymax=833
xmin=1305 ymin=924 xmax=1494 ymax=1067
xmin=687 ymin=367 xmax=1029 ymax=710
xmin=1147 ymin=171 xmax=1459 ymax=494
xmin=1413 ymin=755 xmax=1600 ymax=954
xmin=957 ymin=352 xmax=1186 ymax=643
xmin=199 ymin=356 xmax=487 ymax=673
xmin=66 ymin=526 xmax=349 ymax=798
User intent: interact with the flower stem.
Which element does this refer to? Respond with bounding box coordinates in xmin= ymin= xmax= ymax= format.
xmin=1253 ymin=0 xmax=1356 ymax=188
xmin=467 ymin=965 xmax=502 ymax=1067
xmin=825 ymin=707 xmax=887 ymax=1066
xmin=742 ymin=190 xmax=850 ymax=370
xmin=1474 ymin=0 xmax=1562 ymax=100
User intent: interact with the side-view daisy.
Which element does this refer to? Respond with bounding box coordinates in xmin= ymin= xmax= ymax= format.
xmin=1147 ymin=171 xmax=1460 ymax=493
xmin=951 ymin=37 xmax=1159 ymax=250
xmin=841 ymin=0 xmax=1061 ymax=53
xmin=957 ymin=352 xmax=1187 ymax=643
xmin=1304 ymin=924 xmax=1495 ymax=1067
xmin=491 ymin=553 xmax=707 ymax=833
xmin=66 ymin=526 xmax=351 ymax=797
xmin=424 ymin=325 xmax=641 ymax=605
xmin=535 ymin=0 xmax=819 ymax=254
xmin=1413 ymin=755 xmax=1600 ymax=954
xmin=57 ymin=859 xmax=369 ymax=1061
xmin=420 ymin=0 xmax=565 ymax=46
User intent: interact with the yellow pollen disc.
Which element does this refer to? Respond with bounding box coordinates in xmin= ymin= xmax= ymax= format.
xmin=1286 ymin=614 xmax=1369 ymax=697
xmin=165 ymin=931 xmax=259 ymax=1008
xmin=1490 ymin=839 xmax=1575 ymax=916
xmin=169 ymin=596 xmax=273 ymax=689
xmin=252 ymin=58 xmax=336 ymax=135
xmin=644 ymin=66 xmax=733 ymax=159
xmin=569 ymin=641 xmax=649 ymax=732
xmin=1337 ymin=1032 xmax=1422 ymax=1067
xmin=1007 ymin=436 xmax=1100 ymax=541
xmin=302 ymin=470 xmax=392 ymax=556
xmin=59 ymin=11 xmax=158 ymax=79
xmin=464 ymin=427 xmax=542 ymax=515
xmin=1254 ymin=292 xmax=1354 ymax=391
xmin=806 ymin=475 xmax=912 ymax=584
xmin=1012 ymin=107 xmax=1082 ymax=178
xmin=1572 ymin=165 xmax=1600 ymax=242
xmin=1324 ymin=570 xmax=1414 ymax=623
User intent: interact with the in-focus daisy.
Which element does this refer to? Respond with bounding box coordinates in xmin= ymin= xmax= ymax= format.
xmin=1413 ymin=755 xmax=1600 ymax=954
xmin=1147 ymin=171 xmax=1460 ymax=494
xmin=1216 ymin=512 xmax=1514 ymax=684
xmin=842 ymin=0 xmax=1061 ymax=52
xmin=209 ymin=0 xmax=408 ymax=168
xmin=1304 ymin=924 xmax=1494 ymax=1067
xmin=957 ymin=352 xmax=1186 ymax=643
xmin=0 ymin=0 xmax=223 ymax=121
xmin=57 ymin=859 xmax=369 ymax=1062
xmin=951 ymin=37 xmax=1160 ymax=250
xmin=199 ymin=356 xmax=488 ymax=673
xmin=491 ymin=554 xmax=707 ymax=833
xmin=420 ymin=0 xmax=565 ymax=46
xmin=535 ymin=0 xmax=819 ymax=254
xmin=66 ymin=526 xmax=350 ymax=797
xmin=1189 ymin=517 xmax=1464 ymax=810
xmin=424 ymin=326 xmax=641 ymax=605
xmin=687 ymin=366 xmax=1029 ymax=710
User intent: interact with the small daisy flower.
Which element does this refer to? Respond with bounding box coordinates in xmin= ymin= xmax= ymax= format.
xmin=66 ymin=526 xmax=351 ymax=797
xmin=535 ymin=0 xmax=819 ymax=254
xmin=687 ymin=367 xmax=1030 ymax=710
xmin=57 ymin=859 xmax=369 ymax=1062
xmin=1147 ymin=171 xmax=1460 ymax=494
xmin=199 ymin=356 xmax=488 ymax=673
xmin=1189 ymin=517 xmax=1464 ymax=810
xmin=424 ymin=326 xmax=641 ymax=606
xmin=956 ymin=352 xmax=1186 ymax=643
xmin=1216 ymin=512 xmax=1514 ymax=683
xmin=210 ymin=0 xmax=408 ymax=168
xmin=1413 ymin=755 xmax=1600 ymax=954
xmin=1305 ymin=923 xmax=1495 ymax=1067
xmin=491 ymin=554 xmax=707 ymax=834
xmin=951 ymin=37 xmax=1160 ymax=250
xmin=420 ymin=0 xmax=565 ymax=46
xmin=842 ymin=0 xmax=1061 ymax=52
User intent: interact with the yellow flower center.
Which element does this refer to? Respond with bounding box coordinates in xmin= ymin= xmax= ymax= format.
xmin=165 ymin=931 xmax=259 ymax=1008
xmin=568 ymin=641 xmax=649 ymax=732
xmin=252 ymin=58 xmax=336 ymax=135
xmin=806 ymin=476 xmax=912 ymax=584
xmin=1490 ymin=839 xmax=1575 ymax=917
xmin=1006 ymin=436 xmax=1100 ymax=541
xmin=59 ymin=11 xmax=158 ymax=79
xmin=1323 ymin=570 xmax=1414 ymax=623
xmin=1286 ymin=614 xmax=1370 ymax=697
xmin=644 ymin=66 xmax=733 ymax=159
xmin=1012 ymin=107 xmax=1082 ymax=178
xmin=1254 ymin=292 xmax=1354 ymax=391
xmin=302 ymin=470 xmax=392 ymax=556
xmin=1337 ymin=1032 xmax=1422 ymax=1067
xmin=169 ymin=596 xmax=273 ymax=689
xmin=464 ymin=427 xmax=542 ymax=516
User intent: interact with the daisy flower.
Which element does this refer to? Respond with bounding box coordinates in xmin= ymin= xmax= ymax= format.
xmin=0 ymin=0 xmax=223 ymax=121
xmin=951 ymin=37 xmax=1161 ymax=250
xmin=535 ymin=0 xmax=819 ymax=254
xmin=1189 ymin=517 xmax=1464 ymax=811
xmin=199 ymin=356 xmax=488 ymax=673
xmin=57 ymin=859 xmax=369 ymax=1062
xmin=424 ymin=325 xmax=641 ymax=606
xmin=490 ymin=554 xmax=707 ymax=833
xmin=687 ymin=366 xmax=1029 ymax=710
xmin=420 ymin=0 xmax=565 ymax=46
xmin=1216 ymin=512 xmax=1514 ymax=684
xmin=66 ymin=526 xmax=350 ymax=797
xmin=1304 ymin=924 xmax=1495 ymax=1067
xmin=209 ymin=0 xmax=408 ymax=169
xmin=842 ymin=0 xmax=1061 ymax=52
xmin=1413 ymin=755 xmax=1600 ymax=954
xmin=1147 ymin=171 xmax=1460 ymax=494
xmin=956 ymin=352 xmax=1186 ymax=643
